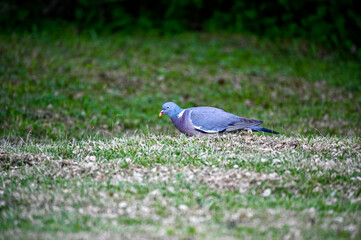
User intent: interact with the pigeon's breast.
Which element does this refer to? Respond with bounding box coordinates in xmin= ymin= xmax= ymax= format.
xmin=171 ymin=110 xmax=202 ymax=136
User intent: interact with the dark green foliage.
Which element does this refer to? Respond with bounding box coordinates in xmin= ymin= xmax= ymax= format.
xmin=0 ymin=0 xmax=360 ymax=51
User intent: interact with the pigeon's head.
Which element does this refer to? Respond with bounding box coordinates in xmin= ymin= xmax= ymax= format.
xmin=159 ymin=102 xmax=183 ymax=119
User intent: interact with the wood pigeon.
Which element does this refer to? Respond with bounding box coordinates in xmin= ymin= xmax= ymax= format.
xmin=159 ymin=102 xmax=279 ymax=136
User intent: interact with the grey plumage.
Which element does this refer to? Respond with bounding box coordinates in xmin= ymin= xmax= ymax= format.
xmin=159 ymin=102 xmax=279 ymax=136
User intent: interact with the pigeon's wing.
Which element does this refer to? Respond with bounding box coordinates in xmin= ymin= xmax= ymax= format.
xmin=188 ymin=107 xmax=263 ymax=133
xmin=224 ymin=118 xmax=264 ymax=132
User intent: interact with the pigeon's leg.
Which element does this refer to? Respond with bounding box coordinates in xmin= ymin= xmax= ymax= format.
xmin=247 ymin=129 xmax=253 ymax=134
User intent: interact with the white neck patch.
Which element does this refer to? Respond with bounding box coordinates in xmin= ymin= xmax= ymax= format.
xmin=177 ymin=110 xmax=185 ymax=118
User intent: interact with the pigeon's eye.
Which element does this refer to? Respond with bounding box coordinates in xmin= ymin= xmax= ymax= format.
xmin=167 ymin=106 xmax=170 ymax=109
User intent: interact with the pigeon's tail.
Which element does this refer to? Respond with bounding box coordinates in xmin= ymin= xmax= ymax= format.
xmin=247 ymin=126 xmax=279 ymax=134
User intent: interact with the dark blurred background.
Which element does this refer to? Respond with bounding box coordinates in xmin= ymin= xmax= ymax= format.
xmin=1 ymin=0 xmax=360 ymax=52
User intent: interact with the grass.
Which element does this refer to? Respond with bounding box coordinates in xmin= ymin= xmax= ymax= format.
xmin=0 ymin=134 xmax=360 ymax=239
xmin=0 ymin=28 xmax=361 ymax=239
xmin=0 ymin=29 xmax=360 ymax=139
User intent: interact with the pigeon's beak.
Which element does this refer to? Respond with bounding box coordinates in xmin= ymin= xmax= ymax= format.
xmin=159 ymin=110 xmax=164 ymax=117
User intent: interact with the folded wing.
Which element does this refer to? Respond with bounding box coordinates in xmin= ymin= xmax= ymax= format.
xmin=188 ymin=107 xmax=263 ymax=133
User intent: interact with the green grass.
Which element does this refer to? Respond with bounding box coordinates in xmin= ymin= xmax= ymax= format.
xmin=1 ymin=29 xmax=361 ymax=239
xmin=1 ymin=30 xmax=360 ymax=139
xmin=0 ymin=134 xmax=360 ymax=239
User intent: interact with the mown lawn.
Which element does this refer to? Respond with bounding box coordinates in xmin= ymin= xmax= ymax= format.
xmin=1 ymin=134 xmax=360 ymax=239
xmin=1 ymin=30 xmax=360 ymax=138
xmin=0 ymin=30 xmax=360 ymax=239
